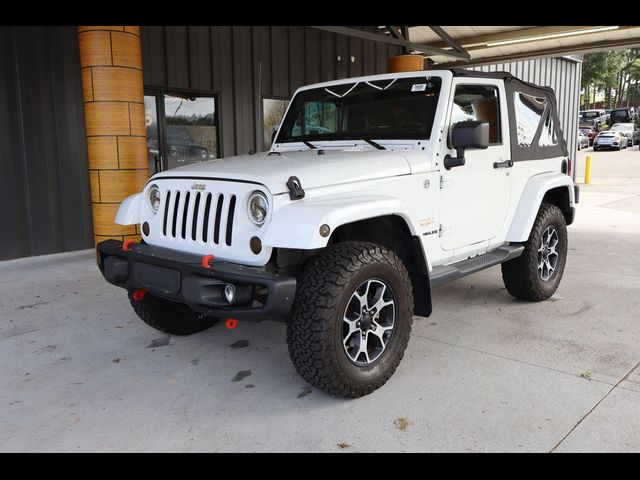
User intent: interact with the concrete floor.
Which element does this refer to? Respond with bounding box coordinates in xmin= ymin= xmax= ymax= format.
xmin=1 ymin=146 xmax=640 ymax=452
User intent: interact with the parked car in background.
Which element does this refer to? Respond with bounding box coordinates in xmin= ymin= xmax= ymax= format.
xmin=609 ymin=107 xmax=635 ymax=125
xmin=579 ymin=109 xmax=607 ymax=130
xmin=577 ymin=130 xmax=590 ymax=150
xmin=593 ymin=130 xmax=627 ymax=151
xmin=610 ymin=122 xmax=639 ymax=147
xmin=579 ymin=126 xmax=597 ymax=146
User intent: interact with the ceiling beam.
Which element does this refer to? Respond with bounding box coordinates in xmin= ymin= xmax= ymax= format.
xmin=427 ymin=26 xmax=631 ymax=50
xmin=385 ymin=26 xmax=402 ymax=40
xmin=428 ymin=26 xmax=468 ymax=56
xmin=311 ymin=26 xmax=471 ymax=60
xmin=438 ymin=36 xmax=640 ymax=68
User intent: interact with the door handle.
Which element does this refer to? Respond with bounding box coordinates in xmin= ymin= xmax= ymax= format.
xmin=493 ymin=160 xmax=513 ymax=169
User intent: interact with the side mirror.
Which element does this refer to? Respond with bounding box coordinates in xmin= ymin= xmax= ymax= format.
xmin=444 ymin=121 xmax=489 ymax=170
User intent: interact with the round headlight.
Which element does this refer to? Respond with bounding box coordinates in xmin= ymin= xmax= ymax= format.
xmin=247 ymin=191 xmax=269 ymax=226
xmin=148 ymin=184 xmax=161 ymax=214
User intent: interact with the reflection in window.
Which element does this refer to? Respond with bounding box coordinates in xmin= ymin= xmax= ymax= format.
xmin=514 ymin=92 xmax=546 ymax=147
xmin=539 ymin=110 xmax=558 ymax=146
xmin=163 ymin=95 xmax=217 ymax=169
xmin=263 ymin=98 xmax=290 ymax=150
xmin=451 ymin=85 xmax=501 ymax=144
xmin=292 ymin=101 xmax=338 ymax=136
xmin=144 ymin=95 xmax=160 ymax=176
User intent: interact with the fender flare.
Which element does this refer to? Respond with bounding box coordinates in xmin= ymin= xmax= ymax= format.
xmin=262 ymin=194 xmax=417 ymax=250
xmin=506 ymin=172 xmax=575 ymax=242
xmin=115 ymin=193 xmax=143 ymax=225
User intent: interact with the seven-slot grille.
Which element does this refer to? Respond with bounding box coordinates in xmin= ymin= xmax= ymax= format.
xmin=161 ymin=190 xmax=237 ymax=246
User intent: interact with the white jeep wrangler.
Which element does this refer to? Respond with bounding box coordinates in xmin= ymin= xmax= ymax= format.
xmin=98 ymin=68 xmax=578 ymax=397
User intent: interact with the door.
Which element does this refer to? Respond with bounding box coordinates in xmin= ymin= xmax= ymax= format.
xmin=439 ymin=80 xmax=511 ymax=251
xmin=144 ymin=89 xmax=220 ymax=175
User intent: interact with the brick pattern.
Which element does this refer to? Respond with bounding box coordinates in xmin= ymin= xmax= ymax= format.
xmin=78 ymin=26 xmax=145 ymax=245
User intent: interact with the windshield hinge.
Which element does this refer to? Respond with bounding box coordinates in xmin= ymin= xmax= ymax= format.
xmin=286 ymin=176 xmax=305 ymax=200
xmin=439 ymin=223 xmax=452 ymax=237
xmin=440 ymin=174 xmax=453 ymax=189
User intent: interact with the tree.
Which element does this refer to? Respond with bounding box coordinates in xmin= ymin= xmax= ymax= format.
xmin=580 ymin=50 xmax=637 ymax=109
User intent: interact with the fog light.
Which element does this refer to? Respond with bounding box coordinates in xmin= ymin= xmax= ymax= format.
xmin=224 ymin=284 xmax=235 ymax=303
xmin=250 ymin=236 xmax=262 ymax=254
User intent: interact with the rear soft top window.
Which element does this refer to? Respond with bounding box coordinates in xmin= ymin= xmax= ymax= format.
xmin=505 ymin=78 xmax=567 ymax=161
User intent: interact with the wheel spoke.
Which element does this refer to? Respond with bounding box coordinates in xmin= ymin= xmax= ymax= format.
xmin=362 ymin=281 xmax=373 ymax=309
xmin=342 ymin=315 xmax=360 ymax=344
xmin=354 ymin=334 xmax=370 ymax=363
xmin=371 ymin=294 xmax=393 ymax=313
xmin=546 ymin=258 xmax=554 ymax=276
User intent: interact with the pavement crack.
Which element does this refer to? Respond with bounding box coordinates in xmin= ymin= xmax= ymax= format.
xmin=411 ymin=332 xmax=619 ymax=388
xmin=549 ymin=360 xmax=640 ymax=453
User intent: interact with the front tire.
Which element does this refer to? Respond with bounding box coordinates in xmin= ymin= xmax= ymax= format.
xmin=286 ymin=242 xmax=414 ymax=398
xmin=128 ymin=290 xmax=217 ymax=335
xmin=501 ymin=203 xmax=568 ymax=302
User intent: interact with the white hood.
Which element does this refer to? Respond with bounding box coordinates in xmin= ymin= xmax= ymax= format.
xmin=152 ymin=149 xmax=418 ymax=194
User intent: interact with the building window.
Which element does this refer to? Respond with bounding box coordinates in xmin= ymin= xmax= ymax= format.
xmin=263 ymin=98 xmax=290 ymax=151
xmin=144 ymin=90 xmax=219 ymax=174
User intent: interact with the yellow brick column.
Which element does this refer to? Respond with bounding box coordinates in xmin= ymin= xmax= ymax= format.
xmin=78 ymin=26 xmax=147 ymax=246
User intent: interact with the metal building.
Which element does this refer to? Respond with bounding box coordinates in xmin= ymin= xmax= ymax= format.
xmin=1 ymin=26 xmax=637 ymax=261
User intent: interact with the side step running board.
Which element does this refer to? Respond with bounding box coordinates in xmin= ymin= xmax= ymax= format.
xmin=430 ymin=245 xmax=524 ymax=287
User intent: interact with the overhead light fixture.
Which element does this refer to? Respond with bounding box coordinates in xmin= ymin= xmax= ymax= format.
xmin=486 ymin=26 xmax=619 ymax=47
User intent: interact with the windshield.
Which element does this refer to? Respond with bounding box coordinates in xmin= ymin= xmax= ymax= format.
xmin=612 ymin=123 xmax=633 ymax=131
xmin=580 ymin=112 xmax=600 ymax=119
xmin=276 ymin=77 xmax=442 ymax=144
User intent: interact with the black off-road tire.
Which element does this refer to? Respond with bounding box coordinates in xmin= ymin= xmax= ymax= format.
xmin=128 ymin=290 xmax=217 ymax=335
xmin=286 ymin=242 xmax=414 ymax=398
xmin=501 ymin=203 xmax=568 ymax=302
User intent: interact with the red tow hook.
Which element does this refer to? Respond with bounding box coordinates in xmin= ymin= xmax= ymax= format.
xmin=201 ymin=254 xmax=215 ymax=269
xmin=123 ymin=239 xmax=136 ymax=252
xmin=132 ymin=289 xmax=146 ymax=301
xmin=225 ymin=318 xmax=238 ymax=330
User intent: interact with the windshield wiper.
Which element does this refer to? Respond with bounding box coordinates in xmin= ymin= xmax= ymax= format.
xmin=302 ymin=140 xmax=317 ymax=149
xmin=340 ymin=134 xmax=386 ymax=150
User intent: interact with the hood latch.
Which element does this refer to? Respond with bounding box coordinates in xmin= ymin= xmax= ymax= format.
xmin=286 ymin=176 xmax=305 ymax=200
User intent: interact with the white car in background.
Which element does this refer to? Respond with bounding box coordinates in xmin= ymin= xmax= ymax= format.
xmin=593 ymin=130 xmax=627 ymax=151
xmin=577 ymin=130 xmax=589 ymax=150
xmin=610 ymin=123 xmax=639 ymax=147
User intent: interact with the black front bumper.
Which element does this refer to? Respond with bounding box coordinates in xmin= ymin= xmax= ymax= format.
xmin=97 ymin=239 xmax=296 ymax=321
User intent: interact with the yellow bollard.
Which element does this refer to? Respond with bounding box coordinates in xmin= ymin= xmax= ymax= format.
xmin=585 ymin=155 xmax=592 ymax=185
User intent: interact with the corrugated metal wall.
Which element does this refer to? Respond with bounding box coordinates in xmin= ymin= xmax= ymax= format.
xmin=140 ymin=26 xmax=402 ymax=157
xmin=466 ymin=57 xmax=583 ymax=171
xmin=0 ymin=27 xmax=93 ymax=261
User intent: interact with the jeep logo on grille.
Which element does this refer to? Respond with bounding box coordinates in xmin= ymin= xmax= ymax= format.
xmin=191 ymin=182 xmax=206 ymax=191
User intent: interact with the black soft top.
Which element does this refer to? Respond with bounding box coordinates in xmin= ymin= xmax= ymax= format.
xmin=450 ymin=68 xmax=555 ymax=96
xmin=449 ymin=68 xmax=568 ymax=161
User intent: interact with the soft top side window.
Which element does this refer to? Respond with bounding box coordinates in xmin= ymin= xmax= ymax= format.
xmin=513 ymin=92 xmax=558 ymax=147
xmin=450 ymin=84 xmax=501 ymax=145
